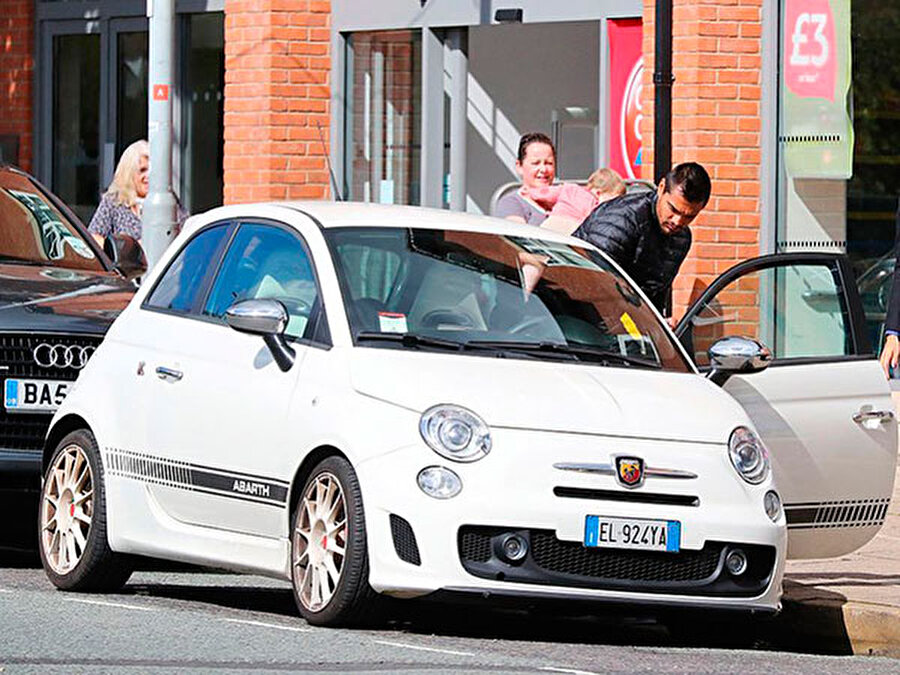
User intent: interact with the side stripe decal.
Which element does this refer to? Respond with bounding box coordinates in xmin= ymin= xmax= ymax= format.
xmin=105 ymin=447 xmax=288 ymax=507
xmin=785 ymin=498 xmax=890 ymax=529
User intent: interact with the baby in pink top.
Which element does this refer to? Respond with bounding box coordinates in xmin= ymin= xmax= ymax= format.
xmin=526 ymin=168 xmax=626 ymax=235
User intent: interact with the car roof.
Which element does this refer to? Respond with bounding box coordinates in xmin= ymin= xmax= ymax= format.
xmin=265 ymin=200 xmax=582 ymax=244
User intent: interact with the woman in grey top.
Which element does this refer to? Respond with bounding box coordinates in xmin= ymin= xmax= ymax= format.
xmin=493 ymin=132 xmax=557 ymax=225
xmin=89 ymin=139 xmax=187 ymax=245
xmin=89 ymin=139 xmax=149 ymax=244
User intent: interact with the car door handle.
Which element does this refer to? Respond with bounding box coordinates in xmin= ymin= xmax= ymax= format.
xmin=852 ymin=409 xmax=896 ymax=425
xmin=155 ymin=366 xmax=183 ymax=382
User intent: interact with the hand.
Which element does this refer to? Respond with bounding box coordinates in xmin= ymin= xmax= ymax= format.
xmin=880 ymin=334 xmax=900 ymax=379
xmin=666 ymin=316 xmax=679 ymax=329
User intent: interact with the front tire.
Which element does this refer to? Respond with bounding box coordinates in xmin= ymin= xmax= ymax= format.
xmin=291 ymin=456 xmax=377 ymax=626
xmin=38 ymin=429 xmax=132 ymax=591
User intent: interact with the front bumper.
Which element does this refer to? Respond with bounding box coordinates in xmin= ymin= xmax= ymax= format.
xmin=356 ymin=428 xmax=786 ymax=611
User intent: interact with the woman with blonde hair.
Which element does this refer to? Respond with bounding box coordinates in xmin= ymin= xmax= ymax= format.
xmin=88 ymin=139 xmax=150 ymax=245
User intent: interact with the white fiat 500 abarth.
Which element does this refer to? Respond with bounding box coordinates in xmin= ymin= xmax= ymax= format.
xmin=38 ymin=203 xmax=897 ymax=626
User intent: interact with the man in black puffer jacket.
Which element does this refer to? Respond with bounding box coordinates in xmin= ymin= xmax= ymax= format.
xmin=573 ymin=162 xmax=711 ymax=316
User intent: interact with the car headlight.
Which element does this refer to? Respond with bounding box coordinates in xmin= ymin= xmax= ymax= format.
xmin=728 ymin=426 xmax=770 ymax=484
xmin=419 ymin=404 xmax=491 ymax=462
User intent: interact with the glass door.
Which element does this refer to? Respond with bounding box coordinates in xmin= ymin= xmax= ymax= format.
xmin=40 ymin=18 xmax=148 ymax=225
xmin=40 ymin=22 xmax=101 ymax=225
xmin=106 ymin=18 xmax=149 ymax=193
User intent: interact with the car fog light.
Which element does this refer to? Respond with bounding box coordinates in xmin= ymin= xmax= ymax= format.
xmin=725 ymin=548 xmax=749 ymax=576
xmin=417 ymin=466 xmax=462 ymax=499
xmin=764 ymin=490 xmax=782 ymax=522
xmin=497 ymin=533 xmax=529 ymax=563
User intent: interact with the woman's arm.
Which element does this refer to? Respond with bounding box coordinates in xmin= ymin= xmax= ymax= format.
xmin=87 ymin=195 xmax=113 ymax=244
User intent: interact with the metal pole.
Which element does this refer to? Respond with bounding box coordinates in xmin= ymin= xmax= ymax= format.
xmin=447 ymin=29 xmax=467 ymax=212
xmin=654 ymin=0 xmax=673 ymax=185
xmin=144 ymin=0 xmax=177 ymax=272
xmin=420 ymin=28 xmax=444 ymax=208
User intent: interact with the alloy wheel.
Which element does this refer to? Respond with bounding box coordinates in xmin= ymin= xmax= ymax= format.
xmin=293 ymin=472 xmax=348 ymax=612
xmin=40 ymin=443 xmax=94 ymax=575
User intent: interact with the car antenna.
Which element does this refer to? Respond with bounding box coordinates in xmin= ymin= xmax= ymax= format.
xmin=316 ymin=121 xmax=344 ymax=201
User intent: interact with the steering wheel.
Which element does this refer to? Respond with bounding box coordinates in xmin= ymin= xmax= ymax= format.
xmin=420 ymin=309 xmax=475 ymax=330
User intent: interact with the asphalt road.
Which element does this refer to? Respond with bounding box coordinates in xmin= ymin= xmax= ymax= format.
xmin=0 ymin=554 xmax=897 ymax=674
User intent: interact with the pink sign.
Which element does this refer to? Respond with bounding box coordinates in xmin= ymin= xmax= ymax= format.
xmin=783 ymin=0 xmax=837 ymax=100
xmin=608 ymin=19 xmax=643 ymax=180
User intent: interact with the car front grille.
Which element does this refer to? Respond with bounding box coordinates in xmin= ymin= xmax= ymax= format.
xmin=458 ymin=526 xmax=776 ymax=597
xmin=1 ymin=333 xmax=102 ymax=452
xmin=1 ymin=333 xmax=102 ymax=380
xmin=529 ymin=530 xmax=719 ymax=582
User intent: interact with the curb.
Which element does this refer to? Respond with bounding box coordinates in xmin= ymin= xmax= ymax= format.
xmin=778 ymin=582 xmax=900 ymax=657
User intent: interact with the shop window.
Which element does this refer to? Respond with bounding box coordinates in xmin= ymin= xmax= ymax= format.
xmin=777 ymin=0 xmax=900 ymax=347
xmin=344 ymin=30 xmax=422 ymax=205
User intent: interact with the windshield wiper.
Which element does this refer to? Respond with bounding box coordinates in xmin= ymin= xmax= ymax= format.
xmin=355 ymin=331 xmax=466 ymax=351
xmin=0 ymin=256 xmax=44 ymax=266
xmin=464 ymin=340 xmax=661 ymax=369
xmin=355 ymin=332 xmax=544 ymax=359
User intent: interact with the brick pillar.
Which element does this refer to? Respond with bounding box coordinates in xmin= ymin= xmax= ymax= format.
xmin=223 ymin=0 xmax=331 ymax=204
xmin=0 ymin=0 xmax=34 ymax=172
xmin=641 ymin=0 xmax=762 ymax=314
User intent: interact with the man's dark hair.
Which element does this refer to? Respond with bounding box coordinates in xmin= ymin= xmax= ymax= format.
xmin=517 ymin=132 xmax=556 ymax=162
xmin=664 ymin=162 xmax=711 ymax=205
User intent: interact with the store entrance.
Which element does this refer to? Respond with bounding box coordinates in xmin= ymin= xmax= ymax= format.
xmin=38 ymin=12 xmax=224 ymax=225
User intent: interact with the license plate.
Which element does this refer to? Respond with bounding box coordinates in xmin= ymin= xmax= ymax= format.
xmin=584 ymin=515 xmax=681 ymax=552
xmin=4 ymin=378 xmax=71 ymax=413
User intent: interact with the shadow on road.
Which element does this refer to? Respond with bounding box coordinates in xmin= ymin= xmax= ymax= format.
xmin=118 ymin=576 xmax=851 ymax=655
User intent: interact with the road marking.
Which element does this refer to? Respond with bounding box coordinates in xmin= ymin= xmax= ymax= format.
xmin=223 ymin=618 xmax=311 ymax=633
xmin=373 ymin=640 xmax=473 ymax=657
xmin=540 ymin=668 xmax=600 ymax=675
xmin=0 ymin=588 xmax=12 ymax=593
xmin=63 ymin=597 xmax=153 ymax=612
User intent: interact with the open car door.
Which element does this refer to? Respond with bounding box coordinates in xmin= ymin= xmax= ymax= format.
xmin=676 ymin=252 xmax=897 ymax=559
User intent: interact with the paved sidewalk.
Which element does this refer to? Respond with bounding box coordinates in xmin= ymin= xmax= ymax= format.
xmin=776 ymin=393 xmax=900 ymax=657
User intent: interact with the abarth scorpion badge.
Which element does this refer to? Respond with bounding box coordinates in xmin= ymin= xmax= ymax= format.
xmin=615 ymin=456 xmax=645 ymax=488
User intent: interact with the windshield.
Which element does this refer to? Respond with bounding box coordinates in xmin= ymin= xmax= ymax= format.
xmin=325 ymin=227 xmax=691 ymax=373
xmin=0 ymin=170 xmax=104 ymax=271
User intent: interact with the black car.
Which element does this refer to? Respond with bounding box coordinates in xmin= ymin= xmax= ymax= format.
xmin=0 ymin=164 xmax=144 ymax=550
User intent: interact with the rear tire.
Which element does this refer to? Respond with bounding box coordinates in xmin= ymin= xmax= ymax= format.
xmin=290 ymin=456 xmax=378 ymax=626
xmin=38 ymin=429 xmax=132 ymax=592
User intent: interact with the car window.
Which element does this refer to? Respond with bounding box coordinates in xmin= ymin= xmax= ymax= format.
xmin=326 ymin=227 xmax=691 ymax=373
xmin=0 ymin=171 xmax=104 ymax=271
xmin=204 ymin=223 xmax=318 ymax=340
xmin=145 ymin=224 xmax=230 ymax=313
xmin=856 ymin=252 xmax=894 ymax=351
xmin=685 ymin=262 xmax=852 ymax=366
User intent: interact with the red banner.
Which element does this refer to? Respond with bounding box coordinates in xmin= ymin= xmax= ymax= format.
xmin=608 ymin=19 xmax=643 ymax=180
xmin=783 ymin=0 xmax=837 ymax=101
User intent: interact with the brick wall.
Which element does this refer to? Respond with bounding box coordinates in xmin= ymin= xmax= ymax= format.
xmin=641 ymin=0 xmax=762 ymax=315
xmin=0 ymin=0 xmax=34 ymax=171
xmin=223 ymin=0 xmax=331 ymax=204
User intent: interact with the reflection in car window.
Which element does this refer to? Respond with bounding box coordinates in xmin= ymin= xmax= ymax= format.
xmin=325 ymin=227 xmax=691 ymax=372
xmin=204 ymin=223 xmax=318 ymax=339
xmin=145 ymin=225 xmax=229 ymax=313
xmin=686 ymin=263 xmax=852 ymax=365
xmin=0 ymin=173 xmax=103 ymax=271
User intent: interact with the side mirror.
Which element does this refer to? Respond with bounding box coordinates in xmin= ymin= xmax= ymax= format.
xmin=706 ymin=336 xmax=771 ymax=387
xmin=225 ymin=298 xmax=295 ymax=372
xmin=104 ymin=234 xmax=147 ymax=281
